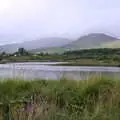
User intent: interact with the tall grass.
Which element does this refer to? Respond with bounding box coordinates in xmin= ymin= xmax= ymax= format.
xmin=0 ymin=77 xmax=120 ymax=120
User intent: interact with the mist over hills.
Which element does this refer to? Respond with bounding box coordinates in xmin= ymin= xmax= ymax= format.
xmin=31 ymin=33 xmax=120 ymax=53
xmin=0 ymin=37 xmax=72 ymax=53
xmin=0 ymin=33 xmax=119 ymax=53
xmin=64 ymin=33 xmax=118 ymax=49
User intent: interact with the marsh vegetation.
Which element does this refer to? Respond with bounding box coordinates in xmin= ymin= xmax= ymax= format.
xmin=0 ymin=77 xmax=120 ymax=120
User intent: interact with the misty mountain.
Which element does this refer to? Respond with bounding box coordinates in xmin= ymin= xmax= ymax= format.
xmin=0 ymin=33 xmax=119 ymax=53
xmin=30 ymin=33 xmax=119 ymax=54
xmin=63 ymin=33 xmax=118 ymax=49
xmin=0 ymin=37 xmax=72 ymax=53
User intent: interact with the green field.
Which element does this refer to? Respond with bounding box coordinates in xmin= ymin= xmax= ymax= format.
xmin=97 ymin=40 xmax=120 ymax=48
xmin=0 ymin=77 xmax=120 ymax=120
xmin=31 ymin=47 xmax=69 ymax=54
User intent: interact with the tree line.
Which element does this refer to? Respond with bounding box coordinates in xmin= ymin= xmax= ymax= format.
xmin=1 ymin=48 xmax=120 ymax=63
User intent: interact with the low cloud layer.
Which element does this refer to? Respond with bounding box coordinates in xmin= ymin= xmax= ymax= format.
xmin=0 ymin=0 xmax=120 ymax=44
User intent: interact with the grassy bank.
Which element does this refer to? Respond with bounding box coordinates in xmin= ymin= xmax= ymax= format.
xmin=54 ymin=59 xmax=120 ymax=67
xmin=0 ymin=77 xmax=120 ymax=120
xmin=56 ymin=62 xmax=120 ymax=67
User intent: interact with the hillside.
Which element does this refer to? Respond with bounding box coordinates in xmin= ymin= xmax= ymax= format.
xmin=0 ymin=33 xmax=119 ymax=53
xmin=98 ymin=40 xmax=120 ymax=48
xmin=31 ymin=33 xmax=119 ymax=53
xmin=0 ymin=37 xmax=72 ymax=53
xmin=30 ymin=47 xmax=68 ymax=54
xmin=63 ymin=33 xmax=118 ymax=49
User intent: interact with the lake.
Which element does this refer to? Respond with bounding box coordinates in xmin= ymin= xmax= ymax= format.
xmin=0 ymin=62 xmax=120 ymax=80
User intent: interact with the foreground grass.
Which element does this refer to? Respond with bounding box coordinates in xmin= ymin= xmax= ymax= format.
xmin=0 ymin=77 xmax=120 ymax=120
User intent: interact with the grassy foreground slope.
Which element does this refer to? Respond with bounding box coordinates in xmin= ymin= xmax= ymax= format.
xmin=1 ymin=77 xmax=120 ymax=120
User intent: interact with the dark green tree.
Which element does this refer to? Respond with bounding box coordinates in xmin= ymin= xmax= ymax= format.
xmin=1 ymin=51 xmax=6 ymax=56
xmin=18 ymin=48 xmax=28 ymax=56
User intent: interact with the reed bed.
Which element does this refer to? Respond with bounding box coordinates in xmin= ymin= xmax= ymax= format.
xmin=0 ymin=76 xmax=120 ymax=120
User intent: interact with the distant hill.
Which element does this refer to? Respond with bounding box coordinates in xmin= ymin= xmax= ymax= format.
xmin=0 ymin=33 xmax=119 ymax=53
xmin=31 ymin=33 xmax=119 ymax=53
xmin=0 ymin=37 xmax=72 ymax=53
xmin=63 ymin=33 xmax=118 ymax=49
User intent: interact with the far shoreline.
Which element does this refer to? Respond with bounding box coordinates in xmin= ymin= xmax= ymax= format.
xmin=0 ymin=60 xmax=120 ymax=67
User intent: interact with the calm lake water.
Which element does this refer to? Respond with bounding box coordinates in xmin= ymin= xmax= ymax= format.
xmin=0 ymin=62 xmax=120 ymax=80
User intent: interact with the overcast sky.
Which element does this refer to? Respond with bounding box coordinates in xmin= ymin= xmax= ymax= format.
xmin=0 ymin=0 xmax=120 ymax=44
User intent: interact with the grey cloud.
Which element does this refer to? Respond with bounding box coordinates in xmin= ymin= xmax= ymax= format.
xmin=0 ymin=0 xmax=120 ymax=44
